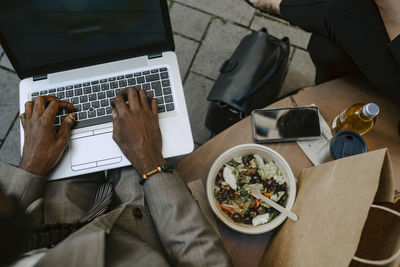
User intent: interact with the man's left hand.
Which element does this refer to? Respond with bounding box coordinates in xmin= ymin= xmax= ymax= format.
xmin=19 ymin=96 xmax=75 ymax=176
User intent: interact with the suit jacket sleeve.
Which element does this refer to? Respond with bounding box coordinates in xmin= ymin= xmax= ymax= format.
xmin=143 ymin=170 xmax=232 ymax=267
xmin=388 ymin=34 xmax=400 ymax=65
xmin=0 ymin=163 xmax=47 ymax=210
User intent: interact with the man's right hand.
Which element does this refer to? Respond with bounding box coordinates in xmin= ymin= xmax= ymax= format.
xmin=19 ymin=96 xmax=75 ymax=176
xmin=111 ymin=88 xmax=167 ymax=176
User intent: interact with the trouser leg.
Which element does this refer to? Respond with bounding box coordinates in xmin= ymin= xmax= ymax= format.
xmin=280 ymin=0 xmax=400 ymax=104
xmin=307 ymin=33 xmax=362 ymax=84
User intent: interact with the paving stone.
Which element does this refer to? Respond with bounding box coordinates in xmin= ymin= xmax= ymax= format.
xmin=0 ymin=119 xmax=21 ymax=166
xmin=183 ymin=72 xmax=214 ymax=144
xmin=281 ymin=48 xmax=315 ymax=96
xmin=192 ymin=19 xmax=251 ymax=80
xmin=176 ymin=0 xmax=255 ymax=26
xmin=251 ymin=15 xmax=311 ymax=49
xmin=174 ymin=34 xmax=198 ymax=79
xmin=0 ymin=55 xmax=14 ymax=71
xmin=0 ymin=69 xmax=20 ymax=140
xmin=170 ymin=3 xmax=211 ymax=41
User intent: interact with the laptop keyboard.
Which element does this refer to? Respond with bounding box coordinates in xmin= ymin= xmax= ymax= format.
xmin=30 ymin=67 xmax=175 ymax=129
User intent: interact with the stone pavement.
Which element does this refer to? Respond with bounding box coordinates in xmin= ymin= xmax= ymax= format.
xmin=0 ymin=0 xmax=315 ymax=166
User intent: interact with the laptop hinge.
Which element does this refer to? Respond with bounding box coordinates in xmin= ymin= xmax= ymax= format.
xmin=148 ymin=53 xmax=163 ymax=60
xmin=33 ymin=74 xmax=48 ymax=81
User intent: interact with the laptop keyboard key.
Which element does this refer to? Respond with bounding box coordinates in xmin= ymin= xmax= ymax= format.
xmin=101 ymin=83 xmax=109 ymax=91
xmin=157 ymin=97 xmax=164 ymax=104
xmin=40 ymin=90 xmax=48 ymax=95
xmin=164 ymin=95 xmax=173 ymax=103
xmin=142 ymin=83 xmax=150 ymax=91
xmin=88 ymin=110 xmax=97 ymax=118
xmin=158 ymin=105 xmax=166 ymax=113
xmin=162 ymin=80 xmax=170 ymax=87
xmin=79 ymin=95 xmax=88 ymax=103
xmin=136 ymin=76 xmax=145 ymax=84
xmin=106 ymin=90 xmax=115 ymax=98
xmin=106 ymin=106 xmax=113 ymax=114
xmin=57 ymin=92 xmax=65 ymax=99
xmin=119 ymin=80 xmax=127 ymax=87
xmin=66 ymin=85 xmax=73 ymax=90
xmin=98 ymin=92 xmax=106 ymax=99
xmin=166 ymin=103 xmax=174 ymax=111
xmin=71 ymin=97 xmax=79 ymax=104
xmin=146 ymin=74 xmax=160 ymax=82
xmin=74 ymin=115 xmax=112 ymax=129
xmin=108 ymin=77 xmax=116 ymax=82
xmin=142 ymin=71 xmax=150 ymax=75
xmin=92 ymin=101 xmax=100 ymax=108
xmin=66 ymin=90 xmax=74 ymax=97
xmin=128 ymin=78 xmax=136 ymax=86
xmin=101 ymin=99 xmax=109 ymax=107
xmin=134 ymin=72 xmax=141 ymax=77
xmin=147 ymin=91 xmax=154 ymax=97
xmin=125 ymin=74 xmax=133 ymax=78
xmin=163 ymin=87 xmax=171 ymax=95
xmin=83 ymin=103 xmax=90 ymax=110
xmin=31 ymin=92 xmax=39 ymax=97
xmin=151 ymin=69 xmax=159 ymax=73
xmin=74 ymin=104 xmax=82 ymax=112
xmin=117 ymin=76 xmax=124 ymax=80
xmin=160 ymin=72 xmax=169 ymax=79
xmin=92 ymin=85 xmax=101 ymax=92
xmin=75 ymin=88 xmax=83 ymax=96
xmin=89 ymin=93 xmax=97 ymax=101
xmin=49 ymin=93 xmax=56 ymax=97
xmin=49 ymin=89 xmax=56 ymax=93
xmin=78 ymin=111 xmax=87 ymax=120
xmin=91 ymin=80 xmax=99 ymax=85
xmin=97 ymin=108 xmax=106 ymax=116
xmin=57 ymin=87 xmax=65 ymax=91
xmin=74 ymin=84 xmax=82 ymax=88
xmin=110 ymin=81 xmax=118 ymax=89
xmin=83 ymin=87 xmax=91 ymax=94
xmin=159 ymin=67 xmax=167 ymax=72
xmin=100 ymin=79 xmax=107 ymax=83
xmin=83 ymin=82 xmax=90 ymax=86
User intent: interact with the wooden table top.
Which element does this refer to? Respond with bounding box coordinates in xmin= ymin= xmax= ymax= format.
xmin=177 ymin=76 xmax=400 ymax=267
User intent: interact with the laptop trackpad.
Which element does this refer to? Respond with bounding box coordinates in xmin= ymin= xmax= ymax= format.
xmin=69 ymin=132 xmax=122 ymax=170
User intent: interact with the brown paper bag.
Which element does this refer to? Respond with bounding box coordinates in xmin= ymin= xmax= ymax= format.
xmin=260 ymin=148 xmax=400 ymax=267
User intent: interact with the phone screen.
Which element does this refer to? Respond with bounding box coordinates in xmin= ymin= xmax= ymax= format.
xmin=252 ymin=107 xmax=321 ymax=142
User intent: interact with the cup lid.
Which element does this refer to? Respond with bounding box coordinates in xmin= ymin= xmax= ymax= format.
xmin=330 ymin=130 xmax=368 ymax=160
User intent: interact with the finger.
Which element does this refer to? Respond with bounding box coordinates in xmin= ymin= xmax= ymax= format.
xmin=111 ymin=94 xmax=129 ymax=114
xmin=20 ymin=113 xmax=26 ymax=129
xmin=32 ymin=96 xmax=46 ymax=118
xmin=42 ymin=100 xmax=59 ymax=124
xmin=127 ymin=87 xmax=140 ymax=110
xmin=24 ymin=101 xmax=34 ymax=119
xmin=139 ymin=90 xmax=150 ymax=111
xmin=151 ymin=98 xmax=158 ymax=118
xmin=57 ymin=113 xmax=76 ymax=142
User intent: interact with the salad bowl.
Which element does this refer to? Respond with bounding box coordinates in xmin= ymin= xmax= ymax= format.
xmin=206 ymin=144 xmax=297 ymax=234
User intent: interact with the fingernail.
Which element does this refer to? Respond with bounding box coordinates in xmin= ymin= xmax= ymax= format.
xmin=69 ymin=114 xmax=76 ymax=121
xmin=112 ymin=111 xmax=118 ymax=119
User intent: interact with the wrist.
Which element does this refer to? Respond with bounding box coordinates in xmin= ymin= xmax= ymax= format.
xmin=137 ymin=158 xmax=168 ymax=176
xmin=19 ymin=160 xmax=47 ymax=177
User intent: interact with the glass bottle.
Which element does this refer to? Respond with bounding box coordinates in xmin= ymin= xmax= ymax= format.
xmin=331 ymin=103 xmax=379 ymax=135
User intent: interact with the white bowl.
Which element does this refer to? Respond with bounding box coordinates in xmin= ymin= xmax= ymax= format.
xmin=206 ymin=144 xmax=296 ymax=235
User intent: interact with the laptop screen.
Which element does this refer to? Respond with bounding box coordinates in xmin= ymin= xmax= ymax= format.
xmin=0 ymin=0 xmax=173 ymax=79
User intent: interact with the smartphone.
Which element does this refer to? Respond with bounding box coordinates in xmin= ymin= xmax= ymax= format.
xmin=251 ymin=106 xmax=322 ymax=143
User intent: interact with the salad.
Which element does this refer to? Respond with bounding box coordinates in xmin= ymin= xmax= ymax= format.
xmin=214 ymin=154 xmax=288 ymax=226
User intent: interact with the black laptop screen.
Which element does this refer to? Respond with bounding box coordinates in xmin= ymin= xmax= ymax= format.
xmin=0 ymin=0 xmax=171 ymax=78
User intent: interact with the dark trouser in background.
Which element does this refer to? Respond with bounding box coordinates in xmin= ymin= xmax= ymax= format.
xmin=280 ymin=0 xmax=400 ymax=105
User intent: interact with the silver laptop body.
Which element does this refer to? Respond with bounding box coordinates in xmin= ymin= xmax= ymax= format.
xmin=0 ymin=0 xmax=194 ymax=180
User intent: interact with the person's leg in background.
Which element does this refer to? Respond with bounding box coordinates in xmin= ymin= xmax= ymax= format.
xmin=307 ymin=33 xmax=362 ymax=84
xmin=278 ymin=0 xmax=400 ymax=104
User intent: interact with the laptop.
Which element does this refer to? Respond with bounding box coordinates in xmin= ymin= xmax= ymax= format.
xmin=0 ymin=0 xmax=194 ymax=180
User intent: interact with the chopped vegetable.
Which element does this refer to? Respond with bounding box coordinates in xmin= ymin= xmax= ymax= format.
xmin=214 ymin=153 xmax=288 ymax=227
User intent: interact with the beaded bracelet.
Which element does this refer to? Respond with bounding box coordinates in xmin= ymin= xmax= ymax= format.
xmin=139 ymin=165 xmax=172 ymax=185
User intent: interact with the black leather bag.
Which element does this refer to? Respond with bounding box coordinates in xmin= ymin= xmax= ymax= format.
xmin=205 ymin=28 xmax=290 ymax=135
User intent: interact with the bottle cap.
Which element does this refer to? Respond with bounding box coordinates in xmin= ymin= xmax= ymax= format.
xmin=362 ymin=103 xmax=379 ymax=118
xmin=330 ymin=130 xmax=368 ymax=160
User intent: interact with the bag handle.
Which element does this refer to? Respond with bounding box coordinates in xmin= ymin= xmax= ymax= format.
xmin=352 ymin=204 xmax=400 ymax=265
xmin=234 ymin=36 xmax=288 ymax=105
